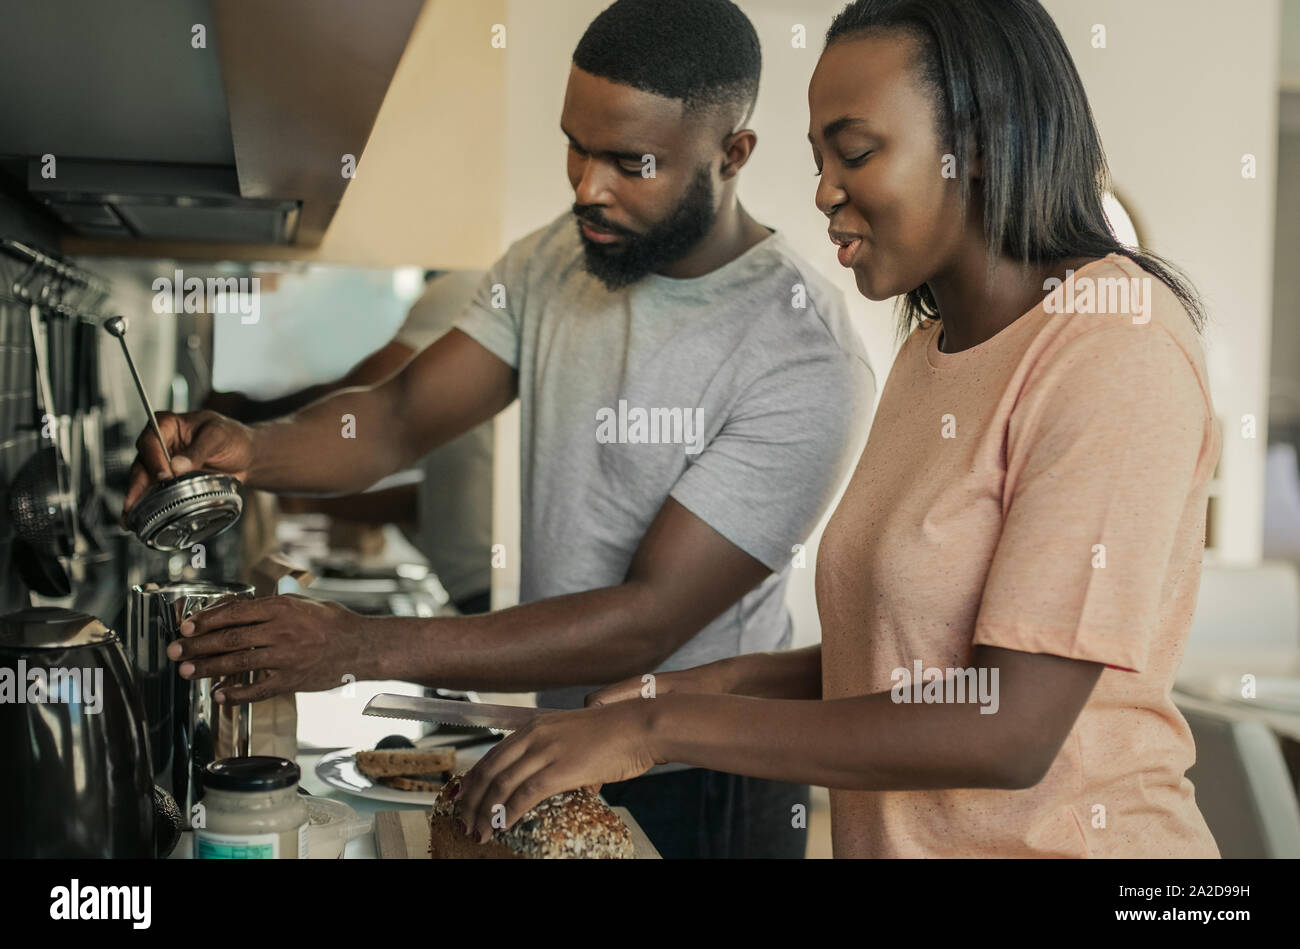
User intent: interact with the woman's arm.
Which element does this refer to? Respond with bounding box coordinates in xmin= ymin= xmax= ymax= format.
xmin=651 ymin=645 xmax=1101 ymax=791
xmin=452 ymin=644 xmax=1102 ymax=839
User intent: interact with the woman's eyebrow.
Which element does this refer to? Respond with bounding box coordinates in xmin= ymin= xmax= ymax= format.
xmin=810 ymin=116 xmax=874 ymax=144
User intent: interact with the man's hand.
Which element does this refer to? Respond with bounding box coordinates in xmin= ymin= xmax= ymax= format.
xmin=452 ymin=701 xmax=661 ymax=843
xmin=165 ymin=594 xmax=370 ymax=704
xmin=124 ymin=409 xmax=254 ymax=514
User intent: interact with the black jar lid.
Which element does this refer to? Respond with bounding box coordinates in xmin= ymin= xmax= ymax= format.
xmin=203 ymin=756 xmax=301 ymax=791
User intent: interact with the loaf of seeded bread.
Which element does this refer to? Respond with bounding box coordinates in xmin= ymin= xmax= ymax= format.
xmin=428 ymin=773 xmax=634 ymax=859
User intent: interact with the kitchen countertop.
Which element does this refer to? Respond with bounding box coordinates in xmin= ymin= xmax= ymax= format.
xmin=170 ymin=741 xmax=497 ymax=859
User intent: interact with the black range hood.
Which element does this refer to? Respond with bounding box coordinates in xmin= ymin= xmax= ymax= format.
xmin=25 ymin=159 xmax=299 ymax=244
xmin=0 ymin=0 xmax=423 ymax=251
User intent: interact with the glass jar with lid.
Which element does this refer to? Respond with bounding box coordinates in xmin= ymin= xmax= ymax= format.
xmin=194 ymin=757 xmax=309 ymax=859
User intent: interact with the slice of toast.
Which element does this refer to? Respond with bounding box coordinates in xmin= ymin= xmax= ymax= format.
xmin=376 ymin=773 xmax=448 ymax=793
xmin=355 ymin=748 xmax=455 ymax=779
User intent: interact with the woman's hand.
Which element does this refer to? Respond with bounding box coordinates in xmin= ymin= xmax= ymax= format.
xmin=453 ymin=701 xmax=662 ymax=843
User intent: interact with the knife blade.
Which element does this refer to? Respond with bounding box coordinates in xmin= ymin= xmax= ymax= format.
xmin=414 ymin=732 xmax=503 ymax=751
xmin=362 ymin=694 xmax=562 ymax=730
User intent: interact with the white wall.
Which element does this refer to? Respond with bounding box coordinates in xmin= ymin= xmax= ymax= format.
xmin=1042 ymin=0 xmax=1280 ymax=565
xmin=489 ymin=0 xmax=1282 ymax=641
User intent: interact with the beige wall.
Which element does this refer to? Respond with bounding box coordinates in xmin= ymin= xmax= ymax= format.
xmin=304 ymin=0 xmax=509 ymax=269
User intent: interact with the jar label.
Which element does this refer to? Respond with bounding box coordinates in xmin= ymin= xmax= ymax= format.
xmin=195 ymin=825 xmax=307 ymax=859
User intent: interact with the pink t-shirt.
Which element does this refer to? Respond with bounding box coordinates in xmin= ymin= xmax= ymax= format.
xmin=817 ymin=254 xmax=1221 ymax=858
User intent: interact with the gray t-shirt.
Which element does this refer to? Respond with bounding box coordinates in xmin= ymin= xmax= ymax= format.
xmin=457 ymin=213 xmax=875 ymax=708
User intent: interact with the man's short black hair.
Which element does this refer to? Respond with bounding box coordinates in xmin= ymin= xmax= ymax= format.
xmin=573 ymin=0 xmax=761 ymax=125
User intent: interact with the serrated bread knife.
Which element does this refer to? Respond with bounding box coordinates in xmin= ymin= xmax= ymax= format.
xmin=362 ymin=694 xmax=563 ymax=731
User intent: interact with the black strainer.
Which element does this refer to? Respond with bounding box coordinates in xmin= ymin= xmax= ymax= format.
xmin=7 ymin=444 xmax=76 ymax=557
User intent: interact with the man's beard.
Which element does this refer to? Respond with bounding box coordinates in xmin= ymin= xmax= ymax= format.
xmin=574 ymin=167 xmax=716 ymax=291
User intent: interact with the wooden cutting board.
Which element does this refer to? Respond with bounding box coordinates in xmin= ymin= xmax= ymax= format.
xmin=374 ymin=807 xmax=661 ymax=859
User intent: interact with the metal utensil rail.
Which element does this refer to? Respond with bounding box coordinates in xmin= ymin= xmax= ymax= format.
xmin=0 ymin=238 xmax=110 ymax=311
xmin=1 ymin=239 xmax=116 ymax=598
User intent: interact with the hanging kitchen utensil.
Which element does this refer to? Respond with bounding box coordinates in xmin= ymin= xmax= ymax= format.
xmin=8 ymin=444 xmax=76 ymax=558
xmin=46 ymin=280 xmax=106 ymax=567
xmin=10 ymin=537 xmax=71 ymax=599
xmin=7 ymin=297 xmax=76 ymax=596
xmin=74 ymin=318 xmax=113 ymax=552
xmin=104 ymin=316 xmax=243 ymax=551
xmin=100 ymin=418 xmax=138 ymax=504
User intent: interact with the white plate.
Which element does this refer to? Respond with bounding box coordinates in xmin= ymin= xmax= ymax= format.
xmin=315 ymin=741 xmax=497 ymax=805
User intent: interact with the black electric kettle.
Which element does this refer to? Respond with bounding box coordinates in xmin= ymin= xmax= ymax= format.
xmin=0 ymin=607 xmax=154 ymax=857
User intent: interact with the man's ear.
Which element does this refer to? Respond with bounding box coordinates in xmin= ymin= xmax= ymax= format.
xmin=720 ymin=128 xmax=758 ymax=180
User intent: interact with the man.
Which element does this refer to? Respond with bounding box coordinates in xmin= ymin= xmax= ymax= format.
xmin=207 ymin=270 xmax=493 ymax=616
xmin=126 ymin=0 xmax=874 ymax=858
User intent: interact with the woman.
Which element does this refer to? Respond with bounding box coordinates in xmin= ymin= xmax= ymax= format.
xmin=453 ymin=0 xmax=1221 ymax=858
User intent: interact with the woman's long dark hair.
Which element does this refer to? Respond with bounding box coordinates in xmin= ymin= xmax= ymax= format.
xmin=825 ymin=0 xmax=1207 ymax=338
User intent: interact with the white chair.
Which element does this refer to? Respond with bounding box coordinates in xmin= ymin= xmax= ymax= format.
xmin=1179 ymin=698 xmax=1300 ymax=858
xmin=1177 ymin=561 xmax=1300 ymax=856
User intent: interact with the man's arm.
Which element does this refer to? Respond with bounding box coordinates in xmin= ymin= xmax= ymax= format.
xmin=259 ymin=341 xmax=422 ymax=524
xmin=205 ymin=340 xmax=417 ymax=423
xmin=585 ymin=646 xmax=824 ymax=705
xmin=125 ymin=328 xmax=514 ymax=508
xmin=249 ymin=329 xmax=513 ymax=495
xmin=276 ymin=483 xmax=418 ymax=529
xmin=378 ymin=498 xmax=772 ymax=691
xmin=172 ymin=496 xmax=773 ymax=700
